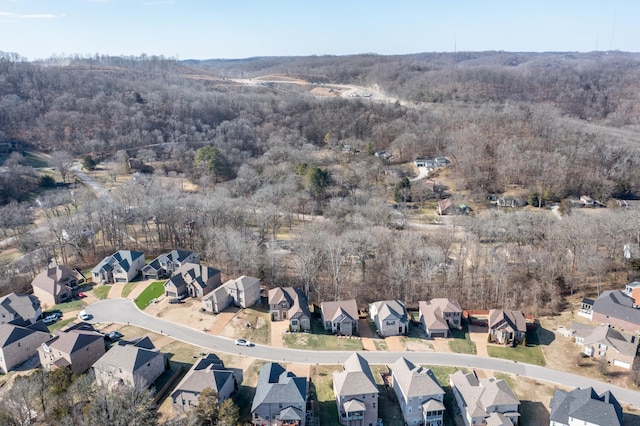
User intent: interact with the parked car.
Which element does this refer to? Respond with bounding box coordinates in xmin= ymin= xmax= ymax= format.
xmin=43 ymin=313 xmax=61 ymax=325
xmin=169 ymin=298 xmax=182 ymax=304
xmin=104 ymin=331 xmax=123 ymax=341
xmin=235 ymin=338 xmax=253 ymax=347
xmin=78 ymin=310 xmax=91 ymax=320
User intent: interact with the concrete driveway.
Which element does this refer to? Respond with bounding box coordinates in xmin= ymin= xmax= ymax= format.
xmin=468 ymin=325 xmax=490 ymax=357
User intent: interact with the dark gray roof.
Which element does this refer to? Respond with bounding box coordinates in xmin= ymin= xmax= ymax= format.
xmin=0 ymin=292 xmax=41 ymax=323
xmin=93 ymin=342 xmax=162 ymax=373
xmin=170 ymin=354 xmax=234 ymax=399
xmin=0 ymin=323 xmax=49 ymax=347
xmin=592 ymin=290 xmax=640 ymax=327
xmin=92 ymin=250 xmax=144 ymax=274
xmin=549 ymin=387 xmax=622 ymax=426
xmin=251 ymin=363 xmax=306 ymax=413
xmin=581 ymin=297 xmax=594 ymax=305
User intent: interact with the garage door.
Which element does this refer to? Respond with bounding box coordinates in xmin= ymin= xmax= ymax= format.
xmin=430 ymin=332 xmax=446 ymax=338
xmin=613 ymin=359 xmax=631 ymax=369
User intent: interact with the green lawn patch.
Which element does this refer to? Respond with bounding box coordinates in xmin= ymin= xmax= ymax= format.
xmin=92 ymin=285 xmax=111 ymax=300
xmin=121 ymin=281 xmax=138 ymax=298
xmin=310 ymin=365 xmax=341 ymax=426
xmin=135 ymin=281 xmax=166 ymax=310
xmin=448 ymin=327 xmax=477 ymax=354
xmin=48 ymin=317 xmax=75 ymax=332
xmin=50 ymin=300 xmax=87 ymax=313
xmin=283 ymin=317 xmax=363 ymax=350
xmin=487 ymin=344 xmax=546 ymax=366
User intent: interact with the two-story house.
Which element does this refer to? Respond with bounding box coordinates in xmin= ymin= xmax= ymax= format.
xmin=488 ymin=309 xmax=527 ymax=346
xmin=573 ymin=324 xmax=639 ymax=369
xmin=549 ymin=387 xmax=622 ymax=426
xmin=91 ymin=250 xmax=145 ymax=284
xmin=164 ymin=262 xmax=222 ymax=299
xmin=450 ymin=370 xmax=520 ymax=426
xmin=391 ymin=357 xmax=445 ymax=426
xmin=202 ymin=275 xmax=261 ymax=314
xmin=369 ymin=300 xmax=408 ymax=337
xmin=31 ymin=265 xmax=83 ymax=307
xmin=419 ymin=298 xmax=462 ymax=338
xmin=171 ymin=353 xmax=243 ymax=414
xmin=0 ymin=292 xmax=42 ymax=325
xmin=268 ymin=287 xmax=311 ymax=332
xmin=333 ymin=353 xmax=379 ymax=426
xmin=251 ymin=362 xmax=308 ymax=426
xmin=38 ymin=322 xmax=105 ymax=375
xmin=0 ymin=320 xmax=50 ymax=373
xmin=321 ymin=299 xmax=359 ymax=336
xmin=141 ymin=250 xmax=200 ymax=280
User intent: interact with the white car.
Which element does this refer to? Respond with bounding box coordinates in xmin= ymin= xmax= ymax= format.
xmin=235 ymin=338 xmax=253 ymax=347
xmin=78 ymin=310 xmax=91 ymax=321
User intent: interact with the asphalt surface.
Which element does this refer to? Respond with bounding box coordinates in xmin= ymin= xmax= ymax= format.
xmin=86 ymin=298 xmax=640 ymax=407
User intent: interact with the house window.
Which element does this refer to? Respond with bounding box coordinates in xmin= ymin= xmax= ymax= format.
xmin=385 ymin=320 xmax=395 ymax=326
xmin=599 ymin=351 xmax=606 ymax=357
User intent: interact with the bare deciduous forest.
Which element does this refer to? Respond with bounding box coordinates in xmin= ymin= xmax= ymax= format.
xmin=2 ymin=51 xmax=640 ymax=315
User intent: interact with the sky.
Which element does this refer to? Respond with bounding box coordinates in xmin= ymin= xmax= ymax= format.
xmin=1 ymin=0 xmax=639 ymax=61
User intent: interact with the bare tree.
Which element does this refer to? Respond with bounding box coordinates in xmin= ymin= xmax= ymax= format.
xmin=50 ymin=151 xmax=75 ymax=183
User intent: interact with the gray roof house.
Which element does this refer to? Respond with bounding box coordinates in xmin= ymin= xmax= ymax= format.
xmin=489 ymin=309 xmax=527 ymax=346
xmin=450 ymin=370 xmax=520 ymax=426
xmin=93 ymin=337 xmax=166 ymax=389
xmin=369 ymin=300 xmax=408 ymax=337
xmin=391 ymin=357 xmax=445 ymax=426
xmin=141 ymin=250 xmax=200 ymax=280
xmin=419 ymin=298 xmax=463 ymax=338
xmin=268 ymin=287 xmax=311 ymax=332
xmin=590 ymin=289 xmax=640 ymax=333
xmin=0 ymin=292 xmax=42 ymax=325
xmin=320 ymin=299 xmax=359 ymax=336
xmin=91 ymin=250 xmax=145 ymax=284
xmin=38 ymin=322 xmax=105 ymax=375
xmin=0 ymin=320 xmax=50 ymax=373
xmin=164 ymin=262 xmax=221 ymax=299
xmin=202 ymin=275 xmax=261 ymax=314
xmin=171 ymin=353 xmax=242 ymax=414
xmin=333 ymin=353 xmax=379 ymax=426
xmin=251 ymin=362 xmax=308 ymax=426
xmin=31 ymin=265 xmax=83 ymax=308
xmin=549 ymin=387 xmax=622 ymax=426
xmin=573 ymin=324 xmax=639 ymax=369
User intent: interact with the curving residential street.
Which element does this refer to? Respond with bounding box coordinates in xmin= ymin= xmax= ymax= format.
xmin=86 ymin=298 xmax=640 ymax=407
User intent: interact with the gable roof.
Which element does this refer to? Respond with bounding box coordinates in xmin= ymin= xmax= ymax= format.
xmin=228 ymin=275 xmax=260 ymax=291
xmin=31 ymin=265 xmax=78 ymax=294
xmin=166 ymin=263 xmax=220 ymax=291
xmin=391 ymin=357 xmax=444 ymax=398
xmin=489 ymin=309 xmax=526 ymax=333
xmin=580 ymin=325 xmax=638 ymax=357
xmin=171 ymin=354 xmax=234 ymax=399
xmin=251 ymin=362 xmax=307 ymax=412
xmin=143 ymin=250 xmax=197 ymax=273
xmin=549 ymin=387 xmax=622 ymax=426
xmin=93 ymin=340 xmax=162 ymax=374
xmin=333 ymin=353 xmax=379 ymax=397
xmin=321 ymin=299 xmax=358 ymax=323
xmin=92 ymin=250 xmax=144 ymax=274
xmin=371 ymin=300 xmax=408 ymax=323
xmin=450 ymin=371 xmax=519 ymax=418
xmin=268 ymin=287 xmax=310 ymax=320
xmin=592 ymin=290 xmax=640 ymax=326
xmin=0 ymin=292 xmax=41 ymax=323
xmin=419 ymin=298 xmax=461 ymax=330
xmin=47 ymin=323 xmax=103 ymax=354
xmin=0 ymin=322 xmax=49 ymax=348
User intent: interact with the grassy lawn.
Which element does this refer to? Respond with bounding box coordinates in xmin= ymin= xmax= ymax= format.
xmin=225 ymin=307 xmax=271 ymax=344
xmin=92 ymin=285 xmax=111 ymax=300
xmin=423 ymin=365 xmax=462 ymax=426
xmin=487 ymin=344 xmax=546 ymax=366
xmin=371 ymin=365 xmax=405 ymax=426
xmin=48 ymin=317 xmax=75 ymax=332
xmin=283 ymin=319 xmax=363 ymax=351
xmin=135 ymin=281 xmax=165 ymax=310
xmin=448 ymin=327 xmax=477 ymax=354
xmin=50 ymin=300 xmax=87 ymax=313
xmin=236 ymin=360 xmax=265 ymax=423
xmin=121 ymin=281 xmax=139 ymax=298
xmin=310 ymin=365 xmax=341 ymax=425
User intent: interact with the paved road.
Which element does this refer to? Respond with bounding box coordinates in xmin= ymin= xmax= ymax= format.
xmin=86 ymin=299 xmax=640 ymax=407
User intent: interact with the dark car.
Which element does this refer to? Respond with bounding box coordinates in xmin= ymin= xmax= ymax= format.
xmin=104 ymin=331 xmax=123 ymax=341
xmin=169 ymin=298 xmax=182 ymax=304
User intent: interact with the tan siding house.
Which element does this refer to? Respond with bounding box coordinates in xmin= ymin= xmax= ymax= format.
xmin=0 ymin=322 xmax=50 ymax=373
xmin=333 ymin=353 xmax=379 ymax=426
xmin=38 ymin=322 xmax=105 ymax=375
xmin=93 ymin=338 xmax=166 ymax=389
xmin=31 ymin=265 xmax=83 ymax=308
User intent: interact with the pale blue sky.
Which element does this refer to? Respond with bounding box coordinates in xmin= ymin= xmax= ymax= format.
xmin=1 ymin=0 xmax=638 ymax=60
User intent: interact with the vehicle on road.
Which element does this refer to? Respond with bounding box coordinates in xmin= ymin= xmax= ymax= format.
xmin=78 ymin=310 xmax=91 ymax=320
xmin=235 ymin=338 xmax=253 ymax=347
xmin=104 ymin=331 xmax=123 ymax=341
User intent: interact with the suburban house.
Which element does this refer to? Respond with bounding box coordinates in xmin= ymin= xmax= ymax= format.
xmin=268 ymin=287 xmax=311 ymax=332
xmin=369 ymin=300 xmax=408 ymax=337
xmin=38 ymin=322 xmax=105 ymax=375
xmin=93 ymin=337 xmax=166 ymax=389
xmin=577 ymin=297 xmax=594 ymax=319
xmin=437 ymin=199 xmax=470 ymax=216
xmin=549 ymin=387 xmax=622 ymax=426
xmin=31 ymin=265 xmax=84 ymax=307
xmin=488 ymin=309 xmax=527 ymax=346
xmin=419 ymin=298 xmax=463 ymax=338
xmin=0 ymin=292 xmax=42 ymax=325
xmin=390 ymin=357 xmax=445 ymax=426
xmin=141 ymin=250 xmax=200 ymax=280
xmin=333 ymin=353 xmax=379 ymax=426
xmin=572 ymin=323 xmax=639 ymax=369
xmin=164 ymin=262 xmax=222 ymax=299
xmin=171 ymin=353 xmax=243 ymax=414
xmin=0 ymin=320 xmax=50 ymax=373
xmin=320 ymin=299 xmax=359 ymax=336
xmin=585 ymin=285 xmax=640 ymax=333
xmin=201 ymin=275 xmax=261 ymax=314
xmin=496 ymin=197 xmax=527 ymax=208
xmin=91 ymin=250 xmax=145 ymax=284
xmin=251 ymin=362 xmax=308 ymax=426
xmin=450 ymin=370 xmax=520 ymax=426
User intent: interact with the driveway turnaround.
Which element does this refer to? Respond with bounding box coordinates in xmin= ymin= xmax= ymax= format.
xmin=86 ymin=299 xmax=640 ymax=407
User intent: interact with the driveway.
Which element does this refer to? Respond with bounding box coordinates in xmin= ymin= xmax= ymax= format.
xmin=270 ymin=319 xmax=290 ymax=348
xmin=468 ymin=325 xmax=490 ymax=357
xmin=83 ymin=299 xmax=640 ymax=407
